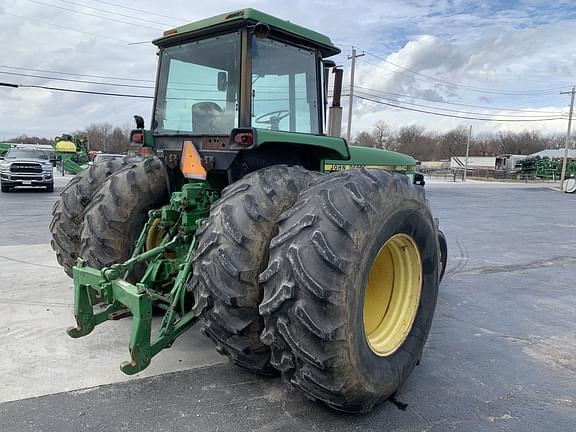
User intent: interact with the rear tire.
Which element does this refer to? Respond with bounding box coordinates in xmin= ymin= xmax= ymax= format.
xmin=260 ymin=169 xmax=439 ymax=413
xmin=189 ymin=165 xmax=319 ymax=375
xmin=79 ymin=158 xmax=169 ymax=270
xmin=50 ymin=158 xmax=131 ymax=277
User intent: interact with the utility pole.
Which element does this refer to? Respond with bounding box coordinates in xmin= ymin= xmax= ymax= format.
xmin=463 ymin=125 xmax=472 ymax=182
xmin=560 ymin=86 xmax=575 ymax=191
xmin=346 ymin=47 xmax=365 ymax=143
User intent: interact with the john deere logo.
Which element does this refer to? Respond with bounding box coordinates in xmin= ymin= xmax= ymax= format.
xmin=323 ymin=163 xmax=411 ymax=173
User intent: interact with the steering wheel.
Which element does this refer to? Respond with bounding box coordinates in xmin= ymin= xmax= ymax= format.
xmin=255 ymin=110 xmax=290 ymax=130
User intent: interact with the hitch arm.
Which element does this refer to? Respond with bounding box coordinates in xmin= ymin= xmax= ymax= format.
xmin=66 ymin=238 xmax=201 ymax=375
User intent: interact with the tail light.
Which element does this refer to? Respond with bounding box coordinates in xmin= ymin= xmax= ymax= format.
xmin=130 ymin=130 xmax=144 ymax=144
xmin=234 ymin=132 xmax=253 ymax=146
xmin=229 ymin=128 xmax=256 ymax=149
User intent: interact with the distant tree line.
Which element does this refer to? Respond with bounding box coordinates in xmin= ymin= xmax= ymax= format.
xmin=353 ymin=121 xmax=567 ymax=161
xmin=5 ymin=135 xmax=52 ymax=145
xmin=5 ymin=122 xmax=131 ymax=154
xmin=7 ymin=120 xmax=567 ymax=161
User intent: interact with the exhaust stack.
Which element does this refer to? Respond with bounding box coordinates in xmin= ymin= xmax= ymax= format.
xmin=328 ymin=67 xmax=343 ymax=137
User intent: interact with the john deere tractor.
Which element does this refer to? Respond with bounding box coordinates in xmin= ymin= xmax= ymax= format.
xmin=51 ymin=9 xmax=446 ymax=413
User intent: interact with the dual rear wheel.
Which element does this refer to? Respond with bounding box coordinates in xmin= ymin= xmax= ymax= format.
xmin=195 ymin=166 xmax=440 ymax=412
xmin=50 ymin=162 xmax=440 ymax=413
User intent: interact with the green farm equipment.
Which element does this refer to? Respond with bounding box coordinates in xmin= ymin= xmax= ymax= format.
xmin=0 ymin=143 xmax=11 ymax=158
xmin=517 ymin=156 xmax=576 ymax=180
xmin=51 ymin=9 xmax=445 ymax=413
xmin=54 ymin=134 xmax=89 ymax=174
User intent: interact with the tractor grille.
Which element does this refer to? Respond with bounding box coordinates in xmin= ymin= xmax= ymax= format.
xmin=10 ymin=163 xmax=42 ymax=173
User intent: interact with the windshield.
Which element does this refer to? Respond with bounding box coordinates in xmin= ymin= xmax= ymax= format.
xmin=154 ymin=33 xmax=241 ymax=135
xmin=6 ymin=149 xmax=49 ymax=160
xmin=252 ymin=38 xmax=319 ymax=134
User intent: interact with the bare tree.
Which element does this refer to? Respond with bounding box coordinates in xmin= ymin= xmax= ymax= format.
xmin=353 ymin=131 xmax=378 ymax=148
xmin=396 ymin=125 xmax=428 ymax=159
xmin=439 ymin=126 xmax=469 ymax=159
xmin=83 ymin=123 xmax=129 ymax=153
xmin=373 ymin=120 xmax=394 ymax=150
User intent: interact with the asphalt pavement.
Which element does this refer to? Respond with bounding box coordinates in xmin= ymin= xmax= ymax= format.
xmin=0 ymin=178 xmax=574 ymax=431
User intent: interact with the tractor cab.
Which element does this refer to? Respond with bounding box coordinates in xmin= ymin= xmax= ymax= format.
xmin=141 ymin=9 xmax=348 ymax=175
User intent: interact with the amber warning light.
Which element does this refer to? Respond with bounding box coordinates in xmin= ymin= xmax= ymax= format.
xmin=181 ymin=141 xmax=207 ymax=180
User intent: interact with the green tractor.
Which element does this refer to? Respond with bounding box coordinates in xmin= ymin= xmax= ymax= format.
xmin=51 ymin=9 xmax=446 ymax=413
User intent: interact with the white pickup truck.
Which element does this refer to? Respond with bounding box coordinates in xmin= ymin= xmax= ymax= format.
xmin=0 ymin=147 xmax=55 ymax=192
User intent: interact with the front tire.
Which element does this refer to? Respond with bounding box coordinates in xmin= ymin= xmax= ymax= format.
xmin=260 ymin=169 xmax=439 ymax=413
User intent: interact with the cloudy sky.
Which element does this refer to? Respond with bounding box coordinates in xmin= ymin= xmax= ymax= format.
xmin=0 ymin=0 xmax=575 ymax=140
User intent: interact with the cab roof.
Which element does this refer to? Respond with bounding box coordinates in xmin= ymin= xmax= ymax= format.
xmin=153 ymin=9 xmax=340 ymax=58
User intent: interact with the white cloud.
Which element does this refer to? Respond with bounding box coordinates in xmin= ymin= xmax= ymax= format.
xmin=0 ymin=0 xmax=574 ymax=140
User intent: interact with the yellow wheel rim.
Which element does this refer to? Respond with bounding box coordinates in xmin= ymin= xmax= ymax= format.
xmin=363 ymin=234 xmax=422 ymax=356
xmin=145 ymin=218 xmax=165 ymax=251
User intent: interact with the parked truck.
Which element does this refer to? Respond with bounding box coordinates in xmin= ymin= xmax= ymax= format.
xmin=50 ymin=9 xmax=446 ymax=413
xmin=1 ymin=145 xmax=54 ymax=192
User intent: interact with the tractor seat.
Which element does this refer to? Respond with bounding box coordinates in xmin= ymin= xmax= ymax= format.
xmin=192 ymin=102 xmax=223 ymax=134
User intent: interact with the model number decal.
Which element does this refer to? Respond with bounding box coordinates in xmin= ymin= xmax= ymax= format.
xmin=324 ymin=163 xmax=411 ymax=173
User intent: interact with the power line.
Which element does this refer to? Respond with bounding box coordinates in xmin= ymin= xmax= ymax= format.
xmin=353 ymin=85 xmax=565 ymax=115
xmin=0 ymin=65 xmax=153 ymax=82
xmin=0 ymin=65 xmax=304 ymax=92
xmin=2 ymin=81 xmax=294 ymax=100
xmin=1 ymin=11 xmax=132 ymax=43
xmin=90 ymin=0 xmax=190 ymax=23
xmin=363 ymin=50 xmax=570 ymax=96
xmin=353 ymin=88 xmax=567 ymax=119
xmin=0 ymin=70 xmax=154 ymax=89
xmin=25 ymin=0 xmax=163 ymax=31
xmin=367 ymin=57 xmax=564 ymax=97
xmin=335 ymin=91 xmax=565 ymax=120
xmin=354 ymin=94 xmax=565 ymax=122
xmin=4 ymin=82 xmax=153 ymax=98
xmin=56 ymin=0 xmax=176 ymax=27
xmin=0 ymin=69 xmax=296 ymax=94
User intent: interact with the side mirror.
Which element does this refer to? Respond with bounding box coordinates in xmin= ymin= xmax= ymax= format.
xmin=134 ymin=115 xmax=145 ymax=129
xmin=217 ymin=71 xmax=228 ymax=92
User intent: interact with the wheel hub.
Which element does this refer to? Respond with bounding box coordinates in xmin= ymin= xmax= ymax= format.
xmin=363 ymin=233 xmax=422 ymax=356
